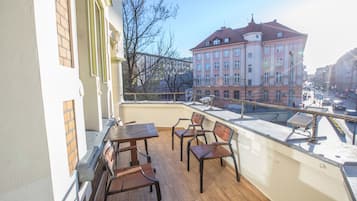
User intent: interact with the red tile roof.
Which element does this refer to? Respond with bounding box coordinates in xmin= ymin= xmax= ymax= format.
xmin=192 ymin=20 xmax=307 ymax=50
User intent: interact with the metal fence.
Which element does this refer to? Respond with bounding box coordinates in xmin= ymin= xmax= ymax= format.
xmin=123 ymin=92 xmax=357 ymax=144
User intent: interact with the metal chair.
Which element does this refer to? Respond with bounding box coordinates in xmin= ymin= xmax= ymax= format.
xmin=101 ymin=141 xmax=161 ymax=201
xmin=187 ymin=121 xmax=240 ymax=193
xmin=171 ymin=112 xmax=207 ymax=161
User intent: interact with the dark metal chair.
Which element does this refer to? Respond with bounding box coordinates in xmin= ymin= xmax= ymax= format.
xmin=102 ymin=141 xmax=161 ymax=201
xmin=187 ymin=121 xmax=240 ymax=193
xmin=171 ymin=112 xmax=207 ymax=161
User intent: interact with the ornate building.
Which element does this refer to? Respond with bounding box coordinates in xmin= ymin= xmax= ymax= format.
xmin=191 ymin=17 xmax=307 ymax=106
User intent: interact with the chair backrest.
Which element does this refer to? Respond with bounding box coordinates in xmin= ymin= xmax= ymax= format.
xmin=191 ymin=112 xmax=205 ymax=126
xmin=213 ymin=122 xmax=233 ymax=142
xmin=102 ymin=141 xmax=115 ymax=176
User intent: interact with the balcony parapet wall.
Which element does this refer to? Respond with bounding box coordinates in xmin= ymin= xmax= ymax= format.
xmin=120 ymin=101 xmax=357 ymax=201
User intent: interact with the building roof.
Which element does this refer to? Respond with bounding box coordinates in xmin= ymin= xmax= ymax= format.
xmin=192 ymin=19 xmax=307 ymax=50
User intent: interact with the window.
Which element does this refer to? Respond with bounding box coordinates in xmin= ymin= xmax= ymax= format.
xmin=214 ymin=51 xmax=220 ymax=58
xmin=263 ymin=90 xmax=269 ymax=101
xmin=248 ymin=79 xmax=252 ymax=86
xmin=224 ymin=74 xmax=229 ymax=85
xmin=224 ymin=37 xmax=230 ymax=43
xmin=196 ymin=53 xmax=201 ymax=60
xmin=214 ymin=90 xmax=220 ymax=97
xmin=276 ymin=45 xmax=283 ymax=53
xmin=248 ymin=64 xmax=252 ymax=73
xmin=256 ymin=34 xmax=259 ymax=39
xmin=205 ymin=41 xmax=210 ymax=46
xmin=248 ymin=52 xmax=252 ymax=58
xmin=214 ymin=74 xmax=219 ymax=84
xmin=205 ymin=90 xmax=210 ymax=96
xmin=197 ymin=90 xmax=202 ymax=95
xmin=205 ymin=63 xmax=210 ymax=71
xmin=276 ymin=90 xmax=281 ymax=102
xmin=234 ymin=60 xmax=240 ymax=69
xmin=277 ymin=57 xmax=284 ymax=65
xmin=264 ymin=47 xmax=270 ymax=55
xmin=214 ymin=62 xmax=219 ymax=70
xmin=234 ymin=90 xmax=240 ymax=99
xmin=224 ymin=90 xmax=229 ymax=98
xmin=234 ymin=73 xmax=240 ymax=84
xmin=264 ymin=58 xmax=269 ymax=67
xmin=248 ymin=90 xmax=252 ymax=98
xmin=205 ymin=74 xmax=210 ymax=85
xmin=196 ymin=64 xmax=201 ymax=71
xmin=224 ymin=61 xmax=229 ymax=69
xmin=224 ymin=50 xmax=230 ymax=57
xmin=277 ymin=32 xmax=283 ymax=38
xmin=205 ymin=52 xmax=210 ymax=59
xmin=264 ymin=72 xmax=269 ymax=83
xmin=275 ymin=72 xmax=282 ymax=83
xmin=213 ymin=39 xmax=221 ymax=45
xmin=195 ymin=79 xmax=200 ymax=86
xmin=233 ymin=48 xmax=241 ymax=56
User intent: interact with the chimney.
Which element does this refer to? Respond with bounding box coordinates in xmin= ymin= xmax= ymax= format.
xmin=273 ymin=19 xmax=277 ymax=22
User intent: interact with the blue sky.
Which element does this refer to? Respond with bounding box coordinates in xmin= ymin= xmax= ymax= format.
xmin=163 ymin=0 xmax=357 ymax=74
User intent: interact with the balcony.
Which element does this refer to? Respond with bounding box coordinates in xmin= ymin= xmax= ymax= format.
xmin=104 ymin=128 xmax=269 ymax=201
xmin=94 ymin=98 xmax=357 ymax=201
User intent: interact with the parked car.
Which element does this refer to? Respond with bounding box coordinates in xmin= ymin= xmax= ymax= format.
xmin=333 ymin=99 xmax=346 ymax=111
xmin=322 ymin=98 xmax=331 ymax=106
xmin=344 ymin=109 xmax=357 ymax=123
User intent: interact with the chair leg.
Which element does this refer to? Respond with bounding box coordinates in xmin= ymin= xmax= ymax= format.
xmin=220 ymin=157 xmax=223 ymax=167
xmin=150 ymin=184 xmax=153 ymax=192
xmin=231 ymin=154 xmax=240 ymax=182
xmin=144 ymin=139 xmax=148 ymax=155
xmin=171 ymin=127 xmax=174 ymax=150
xmin=180 ymin=136 xmax=184 ymax=161
xmin=196 ymin=137 xmax=199 ymax=145
xmin=203 ymin=135 xmax=208 ymax=144
xmin=200 ymin=160 xmax=204 ymax=193
xmin=155 ymin=182 xmax=162 ymax=201
xmin=187 ymin=144 xmax=191 ymax=171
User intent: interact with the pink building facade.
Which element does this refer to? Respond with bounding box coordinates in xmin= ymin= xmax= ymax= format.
xmin=191 ymin=18 xmax=307 ymax=106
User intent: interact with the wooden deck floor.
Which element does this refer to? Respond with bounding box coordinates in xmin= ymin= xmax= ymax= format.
xmin=107 ymin=128 xmax=270 ymax=201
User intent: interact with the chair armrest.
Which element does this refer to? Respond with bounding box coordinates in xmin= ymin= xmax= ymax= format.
xmin=139 ymin=168 xmax=159 ymax=183
xmin=115 ymin=166 xmax=142 ymax=178
xmin=110 ymin=166 xmax=159 ymax=184
xmin=196 ymin=129 xmax=213 ymax=134
xmin=172 ymin=118 xmax=191 ymax=128
xmin=124 ymin=121 xmax=136 ymax=125
xmin=213 ymin=142 xmax=230 ymax=146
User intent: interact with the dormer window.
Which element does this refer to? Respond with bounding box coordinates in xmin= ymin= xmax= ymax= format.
xmin=213 ymin=39 xmax=221 ymax=45
xmin=277 ymin=32 xmax=283 ymax=38
xmin=223 ymin=37 xmax=230 ymax=43
xmin=205 ymin=41 xmax=210 ymax=46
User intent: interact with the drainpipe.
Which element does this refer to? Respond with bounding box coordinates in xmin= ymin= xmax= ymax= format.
xmin=244 ymin=43 xmax=247 ymax=100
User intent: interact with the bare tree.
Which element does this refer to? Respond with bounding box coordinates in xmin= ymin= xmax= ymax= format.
xmin=122 ymin=0 xmax=178 ymax=92
xmin=135 ymin=33 xmax=177 ymax=92
xmin=162 ymin=59 xmax=193 ymax=93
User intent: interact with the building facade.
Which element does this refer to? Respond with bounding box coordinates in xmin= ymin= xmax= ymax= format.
xmin=124 ymin=52 xmax=193 ymax=93
xmin=191 ymin=18 xmax=307 ymax=106
xmin=331 ymin=48 xmax=357 ymax=92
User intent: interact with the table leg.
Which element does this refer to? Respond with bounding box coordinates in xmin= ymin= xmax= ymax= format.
xmin=129 ymin=140 xmax=139 ymax=166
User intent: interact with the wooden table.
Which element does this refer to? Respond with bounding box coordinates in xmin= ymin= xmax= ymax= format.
xmin=106 ymin=123 xmax=158 ymax=166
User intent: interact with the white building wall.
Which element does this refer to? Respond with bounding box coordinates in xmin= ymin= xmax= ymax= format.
xmin=0 ymin=1 xmax=53 ymax=200
xmin=33 ymin=0 xmax=87 ymax=200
